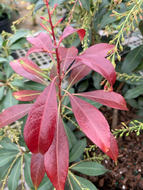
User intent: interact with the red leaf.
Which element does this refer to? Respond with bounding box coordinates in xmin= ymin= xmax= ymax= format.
xmin=69 ymin=94 xmax=110 ymax=152
xmin=10 ymin=58 xmax=46 ymax=85
xmin=19 ymin=58 xmax=46 ymax=80
xmin=13 ymin=90 xmax=42 ymax=101
xmin=27 ymin=32 xmax=53 ymax=58
xmin=30 ymin=153 xmax=45 ymax=189
xmin=59 ymin=46 xmax=78 ymax=72
xmin=0 ymin=104 xmax=32 ymax=128
xmin=26 ymin=46 xmax=44 ymax=57
xmin=76 ymin=90 xmax=128 ymax=110
xmin=60 ymin=26 xmax=85 ymax=43
xmin=72 ymin=54 xmax=116 ymax=86
xmin=44 ymin=114 xmax=69 ymax=190
xmin=69 ymin=44 xmax=115 ymax=85
xmin=82 ymin=43 xmax=114 ymax=57
xmin=24 ymin=79 xmax=57 ymax=155
xmin=106 ymin=133 xmax=118 ymax=163
xmin=69 ymin=63 xmax=91 ymax=86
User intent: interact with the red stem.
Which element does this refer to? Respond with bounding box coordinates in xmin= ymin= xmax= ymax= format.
xmin=45 ymin=0 xmax=62 ymax=102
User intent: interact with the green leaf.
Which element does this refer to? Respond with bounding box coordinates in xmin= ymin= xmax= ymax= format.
xmin=93 ymin=72 xmax=102 ymax=90
xmin=24 ymin=153 xmax=34 ymax=189
xmin=71 ymin=161 xmax=107 ymax=176
xmin=77 ymin=80 xmax=88 ymax=93
xmin=126 ymin=99 xmax=140 ymax=109
xmin=38 ymin=175 xmax=53 ymax=190
xmin=68 ymin=173 xmax=97 ymax=190
xmin=22 ymin=0 xmax=38 ymax=3
xmin=8 ymin=29 xmax=29 ymax=46
xmin=74 ymin=131 xmax=85 ymax=138
xmin=10 ymin=79 xmax=25 ymax=88
xmin=77 ymin=0 xmax=90 ymax=11
xmin=0 ymin=58 xmax=7 ymax=63
xmin=3 ymin=88 xmax=19 ymax=109
xmin=9 ymin=43 xmax=23 ymax=50
xmin=34 ymin=0 xmax=45 ymax=13
xmin=69 ymin=138 xmax=87 ymax=163
xmin=0 ymin=71 xmax=5 ymax=80
xmin=49 ymin=0 xmax=68 ymax=7
xmin=8 ymin=157 xmax=21 ymax=190
xmin=0 ymin=86 xmax=5 ymax=101
xmin=0 ymin=149 xmax=19 ymax=167
xmin=23 ymin=81 xmax=46 ymax=91
xmin=124 ymin=85 xmax=143 ymax=99
xmin=0 ymin=137 xmax=19 ymax=151
xmin=121 ymin=45 xmax=143 ymax=73
xmin=99 ymin=10 xmax=116 ymax=29
xmin=62 ymin=88 xmax=74 ymax=106
xmin=63 ymin=122 xmax=77 ymax=150
xmin=0 ymin=161 xmax=12 ymax=180
xmin=4 ymin=56 xmax=14 ymax=79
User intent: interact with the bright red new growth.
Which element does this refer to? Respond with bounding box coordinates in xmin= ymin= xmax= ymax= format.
xmin=30 ymin=153 xmax=45 ymax=189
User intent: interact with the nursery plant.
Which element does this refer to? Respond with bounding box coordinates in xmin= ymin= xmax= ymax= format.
xmin=0 ymin=0 xmax=129 ymax=190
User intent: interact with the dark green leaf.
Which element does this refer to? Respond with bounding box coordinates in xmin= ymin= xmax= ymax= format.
xmin=8 ymin=157 xmax=21 ymax=190
xmin=68 ymin=173 xmax=97 ymax=190
xmin=24 ymin=154 xmax=34 ymax=189
xmin=0 ymin=161 xmax=12 ymax=180
xmin=71 ymin=161 xmax=107 ymax=176
xmin=0 ymin=149 xmax=19 ymax=167
xmin=23 ymin=81 xmax=46 ymax=91
xmin=77 ymin=80 xmax=88 ymax=92
xmin=93 ymin=72 xmax=102 ymax=89
xmin=0 ymin=137 xmax=19 ymax=151
xmin=34 ymin=0 xmax=45 ymax=13
xmin=0 ymin=71 xmax=5 ymax=80
xmin=126 ymin=99 xmax=140 ymax=109
xmin=38 ymin=175 xmax=53 ymax=190
xmin=69 ymin=138 xmax=87 ymax=163
xmin=49 ymin=0 xmax=68 ymax=7
xmin=63 ymin=122 xmax=77 ymax=150
xmin=0 ymin=86 xmax=5 ymax=101
xmin=8 ymin=29 xmax=29 ymax=46
xmin=62 ymin=88 xmax=74 ymax=106
xmin=77 ymin=0 xmax=90 ymax=11
xmin=136 ymin=109 xmax=143 ymax=117
xmin=121 ymin=45 xmax=143 ymax=73
xmin=74 ymin=131 xmax=85 ymax=138
xmin=3 ymin=88 xmax=19 ymax=109
xmin=124 ymin=85 xmax=143 ymax=99
xmin=10 ymin=79 xmax=25 ymax=88
xmin=99 ymin=11 xmax=116 ymax=29
xmin=4 ymin=56 xmax=14 ymax=79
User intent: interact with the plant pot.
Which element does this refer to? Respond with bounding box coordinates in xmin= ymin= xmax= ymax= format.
xmin=0 ymin=13 xmax=11 ymax=33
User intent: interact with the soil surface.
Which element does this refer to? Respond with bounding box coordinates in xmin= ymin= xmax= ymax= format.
xmin=80 ymin=105 xmax=143 ymax=190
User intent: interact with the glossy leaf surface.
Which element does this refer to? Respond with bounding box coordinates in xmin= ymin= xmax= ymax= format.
xmin=72 ymin=54 xmax=116 ymax=86
xmin=60 ymin=26 xmax=85 ymax=43
xmin=13 ymin=90 xmax=42 ymax=101
xmin=0 ymin=104 xmax=32 ymax=128
xmin=82 ymin=43 xmax=114 ymax=57
xmin=30 ymin=153 xmax=45 ymax=189
xmin=27 ymin=32 xmax=53 ymax=58
xmin=76 ymin=90 xmax=128 ymax=110
xmin=105 ymin=133 xmax=118 ymax=163
xmin=69 ymin=94 xmax=110 ymax=153
xmin=10 ymin=58 xmax=46 ymax=85
xmin=59 ymin=46 xmax=78 ymax=72
xmin=124 ymin=85 xmax=143 ymax=99
xmin=44 ymin=115 xmax=69 ymax=190
xmin=24 ymin=80 xmax=57 ymax=154
xmin=71 ymin=161 xmax=107 ymax=176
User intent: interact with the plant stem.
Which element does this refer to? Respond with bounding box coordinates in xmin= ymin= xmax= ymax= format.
xmin=45 ymin=0 xmax=62 ymax=104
